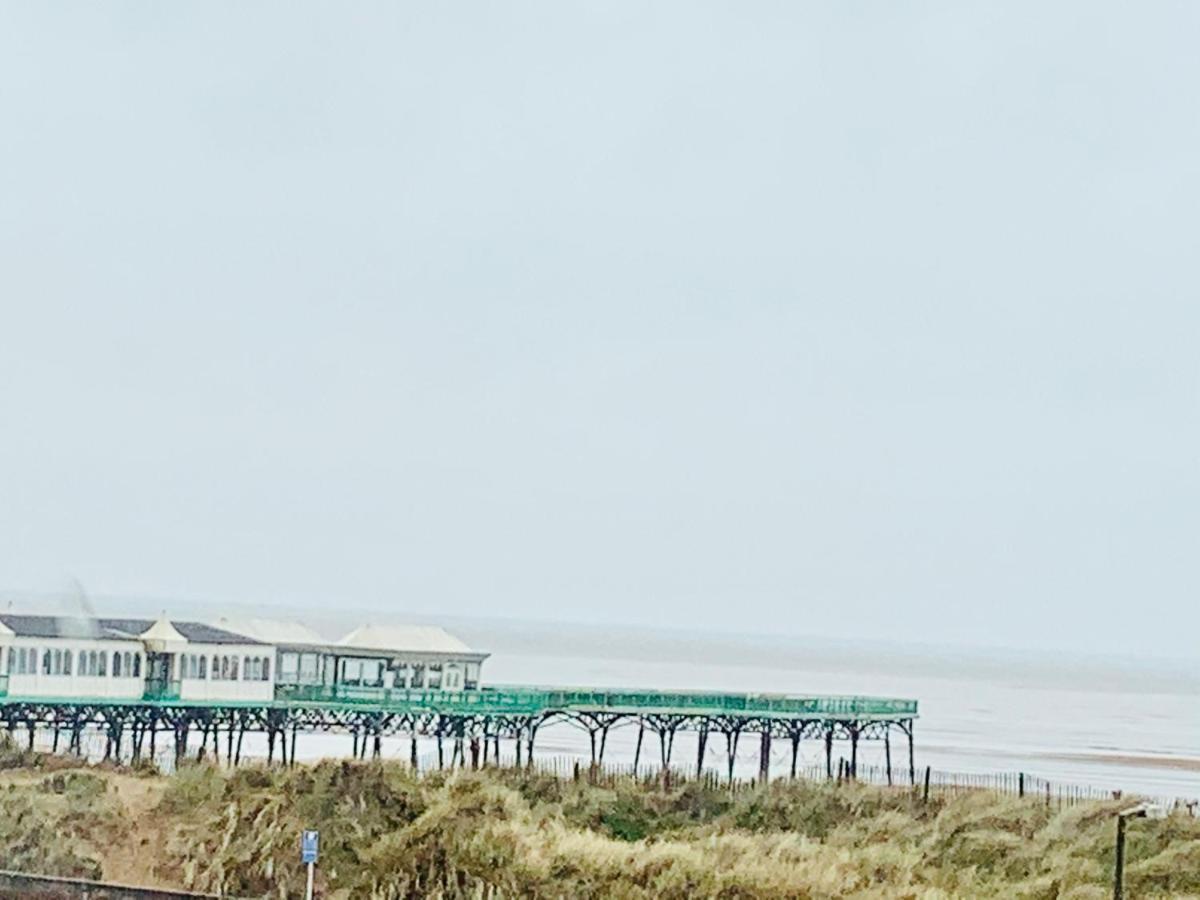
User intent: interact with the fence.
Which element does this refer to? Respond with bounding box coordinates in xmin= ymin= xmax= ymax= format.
xmin=516 ymin=754 xmax=1199 ymax=816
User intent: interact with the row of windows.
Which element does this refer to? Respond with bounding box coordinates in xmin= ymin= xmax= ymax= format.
xmin=5 ymin=648 xmax=142 ymax=678
xmin=181 ymin=654 xmax=271 ymax=682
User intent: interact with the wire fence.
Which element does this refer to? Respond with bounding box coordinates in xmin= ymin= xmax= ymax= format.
xmin=516 ymin=754 xmax=1199 ymax=816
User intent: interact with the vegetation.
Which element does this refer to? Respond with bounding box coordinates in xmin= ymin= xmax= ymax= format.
xmin=0 ymin=739 xmax=1197 ymax=898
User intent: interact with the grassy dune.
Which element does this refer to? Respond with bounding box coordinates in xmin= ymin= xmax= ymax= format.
xmin=0 ymin=744 xmax=1197 ymax=898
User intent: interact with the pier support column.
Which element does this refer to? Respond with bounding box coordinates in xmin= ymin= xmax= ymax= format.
xmin=633 ymin=722 xmax=644 ymax=773
xmin=789 ymin=732 xmax=800 ymax=779
xmin=824 ymin=727 xmax=833 ymax=779
xmin=907 ymin=721 xmax=916 ymax=786
xmin=758 ymin=730 xmax=771 ymax=783
xmin=695 ymin=724 xmax=708 ymax=779
xmin=849 ymin=726 xmax=859 ymax=780
xmin=885 ymin=729 xmax=892 ymax=786
xmin=724 ymin=728 xmax=741 ymax=785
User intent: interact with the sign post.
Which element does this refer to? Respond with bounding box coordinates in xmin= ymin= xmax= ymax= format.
xmin=301 ymin=829 xmax=319 ymax=900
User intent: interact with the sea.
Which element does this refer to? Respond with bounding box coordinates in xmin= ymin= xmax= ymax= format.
xmin=13 ymin=596 xmax=1200 ymax=801
xmin=450 ymin=619 xmax=1200 ymax=801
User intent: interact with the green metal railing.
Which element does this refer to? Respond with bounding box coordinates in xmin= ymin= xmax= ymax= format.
xmin=274 ymin=683 xmax=917 ymax=719
xmin=142 ymin=678 xmax=182 ymax=703
xmin=0 ymin=675 xmax=7 ymax=698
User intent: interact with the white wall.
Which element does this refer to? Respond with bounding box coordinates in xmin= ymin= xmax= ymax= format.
xmin=2 ymin=637 xmax=145 ymax=699
xmin=177 ymin=643 xmax=275 ymax=702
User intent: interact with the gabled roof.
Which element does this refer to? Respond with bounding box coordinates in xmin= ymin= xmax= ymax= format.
xmin=212 ymin=617 xmax=325 ymax=646
xmin=339 ymin=623 xmax=473 ymax=654
xmin=0 ymin=614 xmax=260 ymax=645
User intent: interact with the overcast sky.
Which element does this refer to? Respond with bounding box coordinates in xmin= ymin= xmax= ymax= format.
xmin=1 ymin=2 xmax=1196 ymax=657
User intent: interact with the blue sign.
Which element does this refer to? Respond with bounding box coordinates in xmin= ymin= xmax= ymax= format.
xmin=301 ymin=830 xmax=319 ymax=864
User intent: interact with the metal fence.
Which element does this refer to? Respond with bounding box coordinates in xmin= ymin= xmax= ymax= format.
xmin=517 ymin=754 xmax=1199 ymax=815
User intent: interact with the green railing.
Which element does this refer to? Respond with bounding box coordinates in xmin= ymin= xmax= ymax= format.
xmin=142 ymin=678 xmax=182 ymax=703
xmin=0 ymin=675 xmax=7 ymax=698
xmin=274 ymin=683 xmax=917 ymax=719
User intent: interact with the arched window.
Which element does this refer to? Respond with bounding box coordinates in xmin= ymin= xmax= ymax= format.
xmin=42 ymin=650 xmax=52 ymax=675
xmin=63 ymin=651 xmax=72 ymax=675
xmin=51 ymin=649 xmax=61 ymax=674
xmin=123 ymin=652 xmax=132 ymax=676
xmin=132 ymin=655 xmax=141 ymax=677
xmin=219 ymin=656 xmax=228 ymax=680
xmin=90 ymin=651 xmax=99 ymax=676
xmin=112 ymin=652 xmax=122 ymax=677
xmin=98 ymin=651 xmax=107 ymax=677
xmin=4 ymin=649 xmax=12 ymax=675
xmin=230 ymin=657 xmax=239 ymax=680
xmin=262 ymin=657 xmax=270 ymax=681
xmin=211 ymin=655 xmax=220 ymax=680
xmin=198 ymin=656 xmax=206 ymax=679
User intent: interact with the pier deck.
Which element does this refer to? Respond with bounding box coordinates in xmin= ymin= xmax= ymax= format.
xmin=0 ymin=684 xmax=918 ymax=782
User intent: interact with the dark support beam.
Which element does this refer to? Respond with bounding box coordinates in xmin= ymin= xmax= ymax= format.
xmin=907 ymin=721 xmax=916 ymax=786
xmin=758 ymin=730 xmax=771 ymax=783
xmin=633 ymin=723 xmax=644 ymax=772
xmin=725 ymin=729 xmax=740 ymax=784
xmin=695 ymin=725 xmax=708 ymax=778
xmin=849 ymin=727 xmax=859 ymax=779
xmin=885 ymin=729 xmax=893 ymax=786
xmin=790 ymin=733 xmax=800 ymax=779
xmin=825 ymin=727 xmax=833 ymax=779
xmin=526 ymin=725 xmax=538 ymax=768
xmin=410 ymin=734 xmax=419 ymax=770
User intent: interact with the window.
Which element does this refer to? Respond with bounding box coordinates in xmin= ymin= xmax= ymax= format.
xmin=63 ymin=651 xmax=72 ymax=676
xmin=42 ymin=650 xmax=52 ymax=675
xmin=112 ymin=652 xmax=122 ymax=677
xmin=220 ymin=656 xmax=229 ymax=680
xmin=230 ymin=657 xmax=239 ymax=680
xmin=89 ymin=651 xmax=99 ymax=676
xmin=98 ymin=652 xmax=107 ymax=677
xmin=299 ymin=652 xmax=319 ymax=683
xmin=280 ymin=652 xmax=298 ymax=681
xmin=5 ymin=649 xmax=12 ymax=675
xmin=262 ymin=657 xmax=270 ymax=681
xmin=197 ymin=655 xmax=205 ymax=679
xmin=123 ymin=652 xmax=132 ymax=677
xmin=133 ymin=654 xmax=141 ymax=677
xmin=410 ymin=663 xmax=425 ymax=689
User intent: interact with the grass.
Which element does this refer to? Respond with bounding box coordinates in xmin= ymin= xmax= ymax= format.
xmin=0 ymin=739 xmax=1196 ymax=898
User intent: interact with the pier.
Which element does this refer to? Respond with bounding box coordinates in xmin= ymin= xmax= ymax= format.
xmin=0 ymin=684 xmax=917 ymax=783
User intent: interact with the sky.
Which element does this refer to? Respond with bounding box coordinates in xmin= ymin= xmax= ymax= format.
xmin=0 ymin=2 xmax=1197 ymax=657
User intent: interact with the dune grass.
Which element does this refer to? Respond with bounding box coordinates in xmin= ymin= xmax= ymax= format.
xmin=0 ymin=735 xmax=1196 ymax=898
xmin=146 ymin=761 xmax=1200 ymax=899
